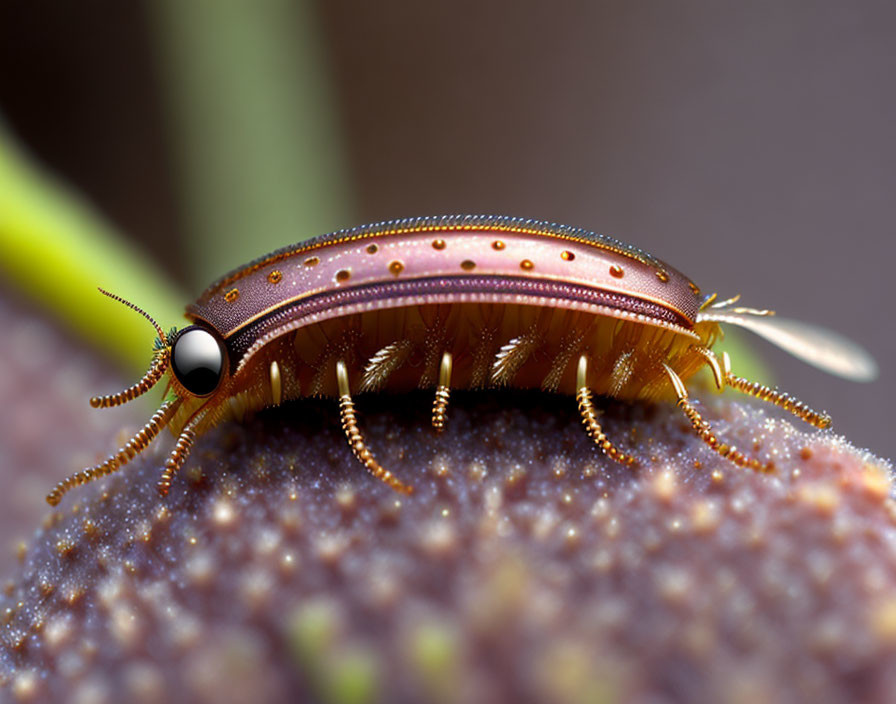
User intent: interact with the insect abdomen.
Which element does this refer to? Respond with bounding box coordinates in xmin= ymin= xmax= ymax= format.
xmin=212 ymin=302 xmax=715 ymax=429
xmin=187 ymin=222 xmax=701 ymax=341
xmin=178 ymin=219 xmax=712 ymax=428
xmin=49 ymin=215 xmax=858 ymax=506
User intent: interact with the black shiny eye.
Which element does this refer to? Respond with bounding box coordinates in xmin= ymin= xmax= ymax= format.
xmin=171 ymin=326 xmax=226 ymax=396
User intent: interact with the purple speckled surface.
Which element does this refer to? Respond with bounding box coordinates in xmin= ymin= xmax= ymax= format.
xmin=1 ymin=384 xmax=894 ymax=703
xmin=0 ymin=290 xmax=140 ymax=579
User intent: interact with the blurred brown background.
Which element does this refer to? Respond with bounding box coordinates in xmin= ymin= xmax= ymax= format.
xmin=0 ymin=0 xmax=893 ymax=459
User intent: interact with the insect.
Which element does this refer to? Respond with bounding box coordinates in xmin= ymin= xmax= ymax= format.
xmin=46 ymin=215 xmax=877 ymax=505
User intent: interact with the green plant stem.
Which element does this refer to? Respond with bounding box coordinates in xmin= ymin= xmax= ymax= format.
xmin=0 ymin=128 xmax=186 ymax=372
xmin=150 ymin=0 xmax=355 ymax=286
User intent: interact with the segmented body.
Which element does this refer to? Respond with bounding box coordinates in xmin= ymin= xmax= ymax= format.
xmin=49 ymin=215 xmax=869 ymax=506
xmin=173 ymin=216 xmax=718 ymax=434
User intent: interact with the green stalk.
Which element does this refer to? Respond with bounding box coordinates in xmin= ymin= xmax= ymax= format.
xmin=150 ymin=0 xmax=355 ymax=286
xmin=0 ymin=128 xmax=185 ymax=372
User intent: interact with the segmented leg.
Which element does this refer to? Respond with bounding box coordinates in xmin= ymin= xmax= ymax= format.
xmin=432 ymin=351 xmax=452 ymax=432
xmin=721 ymin=352 xmax=831 ymax=429
xmin=337 ymin=360 xmax=413 ymax=494
xmin=576 ymin=355 xmax=636 ymax=465
xmin=90 ymin=349 xmax=170 ymax=408
xmin=47 ymin=400 xmax=179 ymax=506
xmin=695 ymin=347 xmax=725 ymax=390
xmin=663 ymin=363 xmax=773 ymax=473
xmin=157 ymin=414 xmax=203 ymax=496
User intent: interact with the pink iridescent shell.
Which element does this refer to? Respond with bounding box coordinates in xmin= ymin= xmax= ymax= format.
xmin=51 ymin=215 xmax=857 ymax=506
xmin=186 ymin=216 xmax=704 ymax=391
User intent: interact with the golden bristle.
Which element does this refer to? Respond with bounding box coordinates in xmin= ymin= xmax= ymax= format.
xmin=541 ymin=332 xmax=585 ymax=392
xmin=469 ymin=327 xmax=497 ymax=389
xmin=360 ymin=340 xmax=413 ymax=392
xmin=491 ymin=328 xmax=538 ymax=386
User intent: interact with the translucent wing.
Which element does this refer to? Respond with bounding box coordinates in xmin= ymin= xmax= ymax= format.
xmin=699 ymin=312 xmax=878 ymax=382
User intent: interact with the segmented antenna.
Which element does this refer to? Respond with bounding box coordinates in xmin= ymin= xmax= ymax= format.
xmin=89 ymin=289 xmax=172 ymax=409
xmin=98 ymin=288 xmax=169 ymax=346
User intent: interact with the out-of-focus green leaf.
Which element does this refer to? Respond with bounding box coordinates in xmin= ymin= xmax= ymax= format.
xmin=150 ymin=0 xmax=355 ymax=286
xmin=0 ymin=127 xmax=187 ymax=373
